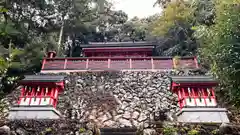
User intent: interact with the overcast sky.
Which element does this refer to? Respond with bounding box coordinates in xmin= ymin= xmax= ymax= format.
xmin=112 ymin=0 xmax=162 ymax=19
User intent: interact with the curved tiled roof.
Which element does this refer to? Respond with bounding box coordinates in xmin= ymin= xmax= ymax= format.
xmin=170 ymin=76 xmax=217 ymax=83
xmin=80 ymin=41 xmax=156 ymax=48
xmin=21 ymin=75 xmax=65 ymax=82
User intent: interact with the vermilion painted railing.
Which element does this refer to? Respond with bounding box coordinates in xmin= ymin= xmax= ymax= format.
xmin=41 ymin=56 xmax=199 ymax=71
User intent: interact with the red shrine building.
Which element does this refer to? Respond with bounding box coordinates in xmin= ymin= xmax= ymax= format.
xmin=9 ymin=75 xmax=65 ymax=119
xmin=81 ymin=42 xmax=154 ymax=57
xmin=170 ymin=76 xmax=229 ymax=123
xmin=41 ymin=42 xmax=198 ymax=73
xmin=8 ymin=42 xmax=229 ymax=123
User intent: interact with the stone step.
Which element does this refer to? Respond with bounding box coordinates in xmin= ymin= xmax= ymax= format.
xmin=100 ymin=128 xmax=137 ymax=135
xmin=100 ymin=132 xmax=136 ymax=135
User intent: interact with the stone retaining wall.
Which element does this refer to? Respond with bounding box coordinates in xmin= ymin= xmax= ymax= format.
xmin=0 ymin=69 xmax=209 ymax=134
xmin=59 ymin=71 xmax=178 ymax=128
xmin=57 ymin=69 xmax=207 ymax=128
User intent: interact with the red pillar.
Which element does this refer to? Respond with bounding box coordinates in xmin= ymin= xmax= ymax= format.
xmin=29 ymin=87 xmax=35 ymax=105
xmin=54 ymin=87 xmax=59 ymax=108
xmin=191 ymin=88 xmax=197 ymax=106
xmin=130 ymin=58 xmax=132 ymax=69
xmin=50 ymin=87 xmax=55 ymax=106
xmin=41 ymin=59 xmax=46 ymax=70
xmin=20 ymin=86 xmax=25 ymax=97
xmin=18 ymin=86 xmax=26 ymax=105
xmin=209 ymin=88 xmax=216 ymax=105
xmin=64 ymin=59 xmax=67 ymax=69
xmin=108 ymin=58 xmax=111 ymax=68
xmin=194 ymin=56 xmax=199 ymax=68
xmin=181 ymin=88 xmax=186 ymax=107
xmin=201 ymin=88 xmax=207 ymax=106
xmin=177 ymin=88 xmax=183 ymax=109
xmin=151 ymin=58 xmax=154 ymax=70
xmin=39 ymin=87 xmax=45 ymax=105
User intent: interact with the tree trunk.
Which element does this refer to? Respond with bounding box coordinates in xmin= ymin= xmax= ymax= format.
xmin=57 ymin=24 xmax=64 ymax=55
xmin=8 ymin=39 xmax=12 ymax=59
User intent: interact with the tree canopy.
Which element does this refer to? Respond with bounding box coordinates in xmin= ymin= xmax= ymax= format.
xmin=194 ymin=0 xmax=240 ymax=106
xmin=152 ymin=0 xmax=240 ymax=106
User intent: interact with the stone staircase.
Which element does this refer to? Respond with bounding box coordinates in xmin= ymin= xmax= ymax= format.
xmin=100 ymin=128 xmax=137 ymax=135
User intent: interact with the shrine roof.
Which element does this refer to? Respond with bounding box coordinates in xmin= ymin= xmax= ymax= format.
xmin=170 ymin=76 xmax=217 ymax=83
xmin=21 ymin=75 xmax=65 ymax=82
xmin=80 ymin=41 xmax=156 ymax=48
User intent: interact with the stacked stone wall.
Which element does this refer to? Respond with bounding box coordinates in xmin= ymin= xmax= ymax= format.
xmin=59 ymin=71 xmax=178 ymax=128
xmin=0 ymin=69 xmax=211 ymax=134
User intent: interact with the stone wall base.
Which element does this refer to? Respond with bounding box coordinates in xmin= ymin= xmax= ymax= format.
xmin=8 ymin=105 xmax=61 ymax=120
xmin=100 ymin=128 xmax=137 ymax=135
xmin=177 ymin=108 xmax=229 ymax=123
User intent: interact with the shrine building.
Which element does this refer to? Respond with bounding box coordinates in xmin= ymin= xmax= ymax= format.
xmin=8 ymin=41 xmax=229 ymax=124
xmin=41 ymin=42 xmax=198 ymax=73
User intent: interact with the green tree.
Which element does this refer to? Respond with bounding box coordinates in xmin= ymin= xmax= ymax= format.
xmin=151 ymin=1 xmax=197 ymax=56
xmin=195 ymin=0 xmax=240 ymax=106
xmin=154 ymin=0 xmax=184 ymax=8
xmin=191 ymin=0 xmax=215 ymax=26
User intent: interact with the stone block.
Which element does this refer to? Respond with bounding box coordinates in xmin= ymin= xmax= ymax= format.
xmin=177 ymin=107 xmax=229 ymax=123
xmin=8 ymin=105 xmax=61 ymax=120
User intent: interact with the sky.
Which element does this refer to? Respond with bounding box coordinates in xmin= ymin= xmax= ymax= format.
xmin=112 ymin=0 xmax=162 ymax=19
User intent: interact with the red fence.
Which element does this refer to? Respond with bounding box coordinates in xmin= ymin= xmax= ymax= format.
xmin=41 ymin=56 xmax=199 ymax=71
